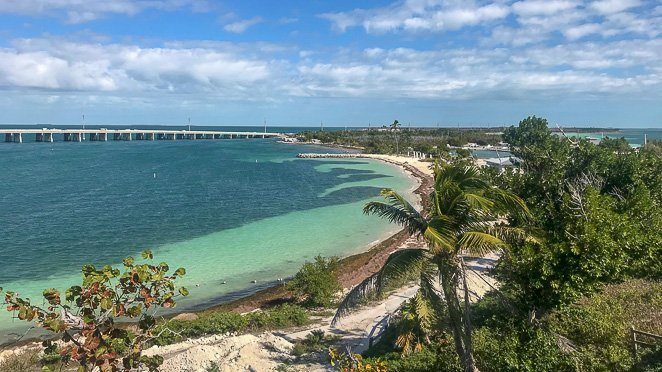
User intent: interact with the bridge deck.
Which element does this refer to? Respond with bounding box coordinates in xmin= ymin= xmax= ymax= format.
xmin=1 ymin=128 xmax=283 ymax=142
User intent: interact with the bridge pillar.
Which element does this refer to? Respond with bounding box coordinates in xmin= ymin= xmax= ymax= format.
xmin=113 ymin=133 xmax=121 ymax=140
xmin=149 ymin=133 xmax=155 ymax=140
xmin=101 ymin=133 xmax=107 ymax=141
xmin=36 ymin=133 xmax=44 ymax=142
xmin=16 ymin=133 xmax=23 ymax=143
xmin=5 ymin=133 xmax=11 ymax=142
xmin=45 ymin=133 xmax=53 ymax=142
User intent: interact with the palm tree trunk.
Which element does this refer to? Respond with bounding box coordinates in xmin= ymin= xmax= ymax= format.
xmin=461 ymin=259 xmax=479 ymax=372
xmin=437 ymin=255 xmax=479 ymax=372
xmin=437 ymin=256 xmax=466 ymax=365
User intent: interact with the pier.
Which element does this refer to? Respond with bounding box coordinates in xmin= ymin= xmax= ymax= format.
xmin=1 ymin=128 xmax=282 ymax=143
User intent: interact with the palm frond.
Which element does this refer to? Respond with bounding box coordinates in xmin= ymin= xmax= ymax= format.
xmin=489 ymin=225 xmax=541 ymax=245
xmin=486 ymin=187 xmax=531 ymax=220
xmin=332 ymin=249 xmax=427 ymax=326
xmin=457 ymin=231 xmax=506 ymax=256
xmin=376 ymin=248 xmax=428 ymax=291
xmin=462 ymin=193 xmax=495 ymax=211
xmin=417 ymin=269 xmax=444 ymax=331
xmin=363 ymin=189 xmax=427 ymax=235
xmin=423 ymin=217 xmax=456 ymax=254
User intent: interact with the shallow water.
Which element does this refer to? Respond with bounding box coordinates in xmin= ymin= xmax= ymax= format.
xmin=0 ymin=139 xmax=417 ymax=342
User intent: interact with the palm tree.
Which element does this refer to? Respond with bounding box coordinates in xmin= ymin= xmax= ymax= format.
xmin=333 ymin=162 xmax=530 ymax=372
xmin=390 ymin=120 xmax=401 ymax=154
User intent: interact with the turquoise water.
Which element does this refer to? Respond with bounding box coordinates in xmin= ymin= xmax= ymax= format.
xmin=0 ymin=139 xmax=417 ymax=343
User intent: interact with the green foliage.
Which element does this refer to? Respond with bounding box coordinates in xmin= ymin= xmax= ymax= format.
xmin=455 ymin=148 xmax=471 ymax=158
xmin=297 ymin=127 xmax=502 ymax=155
xmin=472 ymin=325 xmax=576 ymax=372
xmin=497 ymin=117 xmax=662 ymax=311
xmin=291 ymin=330 xmax=340 ymax=357
xmin=364 ymin=339 xmax=461 ymax=372
xmin=547 ymin=279 xmax=662 ymax=371
xmin=328 ymin=347 xmax=388 ymax=372
xmin=1 ymin=250 xmax=187 ymax=372
xmin=151 ymin=303 xmax=309 ymax=346
xmin=336 ymin=163 xmax=530 ymax=372
xmin=288 ymin=255 xmax=341 ymax=308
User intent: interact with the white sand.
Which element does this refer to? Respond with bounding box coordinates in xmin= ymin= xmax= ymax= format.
xmin=146 ymin=252 xmax=499 ymax=371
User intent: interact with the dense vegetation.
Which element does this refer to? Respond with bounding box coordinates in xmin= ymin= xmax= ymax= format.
xmin=338 ymin=116 xmax=661 ymax=371
xmin=296 ymin=127 xmax=504 ymax=155
xmin=495 ymin=116 xmax=661 ymax=311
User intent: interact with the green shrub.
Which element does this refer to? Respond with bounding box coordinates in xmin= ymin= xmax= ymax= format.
xmin=548 ymin=279 xmax=662 ymax=371
xmin=473 ymin=325 xmax=576 ymax=372
xmin=291 ymin=330 xmax=340 ymax=357
xmin=365 ymin=340 xmax=461 ymax=372
xmin=152 ymin=303 xmax=309 ymax=346
xmin=287 ymin=255 xmax=341 ymax=308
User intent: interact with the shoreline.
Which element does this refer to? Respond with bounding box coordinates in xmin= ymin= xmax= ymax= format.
xmin=200 ymin=157 xmax=432 ymax=314
xmin=0 ymin=154 xmax=432 ymax=350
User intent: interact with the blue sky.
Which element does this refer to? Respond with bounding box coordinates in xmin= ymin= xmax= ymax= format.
xmin=0 ymin=0 xmax=660 ymax=127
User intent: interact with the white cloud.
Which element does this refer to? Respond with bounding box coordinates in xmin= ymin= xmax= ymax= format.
xmin=590 ymin=0 xmax=641 ymax=14
xmin=512 ymin=0 xmax=579 ymax=16
xmin=0 ymin=39 xmax=273 ymax=98
xmin=1 ymin=35 xmax=660 ymax=102
xmin=223 ymin=16 xmax=263 ymax=33
xmin=320 ymin=0 xmax=510 ymax=33
xmin=564 ymin=23 xmax=602 ymax=39
xmin=0 ymin=0 xmax=210 ymax=23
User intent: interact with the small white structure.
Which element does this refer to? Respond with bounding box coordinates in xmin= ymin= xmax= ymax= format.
xmin=484 ymin=157 xmax=515 ymax=172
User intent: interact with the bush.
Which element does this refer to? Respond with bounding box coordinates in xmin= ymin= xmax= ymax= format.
xmin=287 ymin=256 xmax=341 ymax=308
xmin=291 ymin=330 xmax=340 ymax=357
xmin=547 ymin=279 xmax=662 ymax=371
xmin=473 ymin=325 xmax=576 ymax=372
xmin=364 ymin=340 xmax=461 ymax=372
xmin=152 ymin=303 xmax=309 ymax=346
xmin=1 ymin=250 xmax=186 ymax=372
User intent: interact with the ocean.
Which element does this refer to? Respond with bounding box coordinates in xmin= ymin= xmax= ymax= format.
xmin=0 ymin=138 xmax=417 ymax=343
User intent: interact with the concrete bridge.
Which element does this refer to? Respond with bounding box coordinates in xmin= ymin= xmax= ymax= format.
xmin=1 ymin=128 xmax=283 ymax=143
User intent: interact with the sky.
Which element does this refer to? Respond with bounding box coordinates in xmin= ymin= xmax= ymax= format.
xmin=0 ymin=0 xmax=660 ymax=128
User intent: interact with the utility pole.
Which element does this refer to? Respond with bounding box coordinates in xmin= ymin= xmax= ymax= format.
xmin=188 ymin=117 xmax=191 ymax=131
xmin=264 ymin=118 xmax=267 ymax=133
xmin=320 ymin=121 xmax=324 ymax=132
xmin=82 ymin=114 xmax=85 ymax=130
